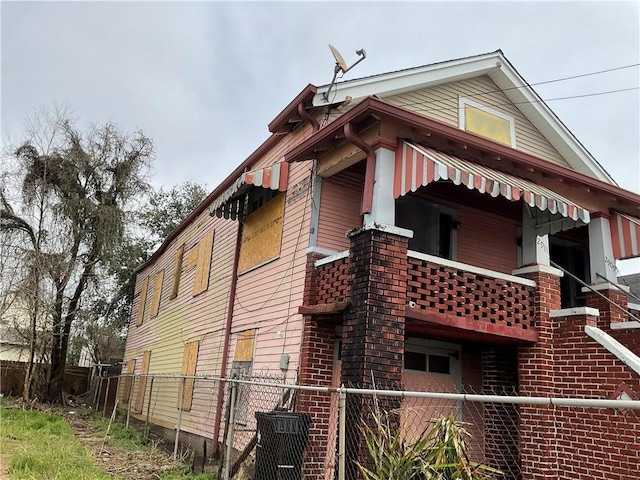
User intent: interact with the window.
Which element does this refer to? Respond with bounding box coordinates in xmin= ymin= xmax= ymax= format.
xmin=134 ymin=351 xmax=151 ymax=413
xmin=231 ymin=330 xmax=256 ymax=424
xmin=404 ymin=339 xmax=460 ymax=379
xmin=550 ymin=236 xmax=589 ymax=308
xmin=396 ymin=196 xmax=458 ymax=260
xmin=179 ymin=341 xmax=199 ymax=411
xmin=237 ymin=192 xmax=285 ymax=273
xmin=169 ymin=244 xmax=185 ymax=299
xmin=459 ymin=97 xmax=516 ymax=147
xmin=135 ymin=277 xmax=150 ymax=326
xmin=150 ymin=270 xmax=164 ymax=317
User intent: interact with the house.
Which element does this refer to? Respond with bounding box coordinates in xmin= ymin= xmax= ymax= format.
xmin=121 ymin=50 xmax=640 ymax=479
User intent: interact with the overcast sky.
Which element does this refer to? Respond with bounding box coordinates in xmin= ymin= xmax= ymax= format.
xmin=2 ymin=1 xmax=639 ymax=272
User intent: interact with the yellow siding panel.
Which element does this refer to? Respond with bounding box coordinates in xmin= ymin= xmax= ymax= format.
xmin=385 ymin=76 xmax=569 ymax=167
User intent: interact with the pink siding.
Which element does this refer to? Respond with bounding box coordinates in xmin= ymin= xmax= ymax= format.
xmin=456 ymin=204 xmax=519 ymax=274
xmin=316 ymin=167 xmax=364 ymax=252
xmin=122 ymin=120 xmax=319 ymax=438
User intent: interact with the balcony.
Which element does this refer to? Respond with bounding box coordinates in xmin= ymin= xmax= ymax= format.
xmin=303 ymin=250 xmax=538 ymax=344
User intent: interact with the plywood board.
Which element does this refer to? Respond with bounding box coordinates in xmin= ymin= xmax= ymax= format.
xmin=150 ymin=270 xmax=164 ymax=317
xmin=136 ymin=277 xmax=149 ymax=326
xmin=193 ymin=230 xmax=214 ymax=295
xmin=170 ymin=244 xmax=185 ymax=299
xmin=179 ymin=341 xmax=199 ymax=411
xmin=135 ymin=351 xmax=151 ymax=413
xmin=233 ymin=329 xmax=256 ymax=362
xmin=238 ymin=193 xmax=285 ymax=273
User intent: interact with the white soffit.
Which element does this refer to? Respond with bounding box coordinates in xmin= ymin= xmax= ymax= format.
xmin=314 ymin=51 xmax=615 ymax=185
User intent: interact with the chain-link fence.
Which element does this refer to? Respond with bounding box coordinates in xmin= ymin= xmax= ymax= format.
xmin=105 ymin=374 xmax=640 ymax=479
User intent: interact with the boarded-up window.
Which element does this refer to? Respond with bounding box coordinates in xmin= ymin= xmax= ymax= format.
xmin=136 ymin=277 xmax=149 ymax=326
xmin=238 ymin=193 xmax=285 ymax=273
xmin=134 ymin=351 xmax=151 ymax=413
xmin=460 ymin=98 xmax=515 ymax=147
xmin=150 ymin=270 xmax=164 ymax=317
xmin=232 ymin=329 xmax=256 ymax=424
xmin=121 ymin=359 xmax=136 ymax=402
xmin=170 ymin=244 xmax=185 ymax=299
xmin=193 ymin=230 xmax=214 ymax=295
xmin=179 ymin=340 xmax=199 ymax=411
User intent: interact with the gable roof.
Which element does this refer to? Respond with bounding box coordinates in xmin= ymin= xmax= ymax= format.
xmin=313 ymin=50 xmax=616 ymax=184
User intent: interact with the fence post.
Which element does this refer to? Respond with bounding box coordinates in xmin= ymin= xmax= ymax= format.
xmin=223 ymin=380 xmax=238 ymax=480
xmin=96 ymin=377 xmax=103 ymax=411
xmin=103 ymin=377 xmax=112 ymax=415
xmin=174 ymin=377 xmax=185 ymax=460
xmin=126 ymin=376 xmax=135 ymax=430
xmin=338 ymin=386 xmax=346 ymax=480
xmin=145 ymin=377 xmax=155 ymax=439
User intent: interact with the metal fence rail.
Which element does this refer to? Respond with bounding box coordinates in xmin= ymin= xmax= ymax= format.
xmin=103 ymin=374 xmax=640 ymax=480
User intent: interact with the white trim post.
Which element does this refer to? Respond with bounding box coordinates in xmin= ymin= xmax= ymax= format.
xmin=587 ymin=214 xmax=618 ymax=284
xmin=363 ymin=147 xmax=396 ymax=226
xmin=521 ymin=204 xmax=550 ymax=266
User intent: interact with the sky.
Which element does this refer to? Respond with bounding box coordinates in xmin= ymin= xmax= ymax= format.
xmin=2 ymin=0 xmax=639 ymax=271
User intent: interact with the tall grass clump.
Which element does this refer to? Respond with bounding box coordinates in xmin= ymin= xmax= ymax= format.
xmin=358 ymin=408 xmax=501 ymax=480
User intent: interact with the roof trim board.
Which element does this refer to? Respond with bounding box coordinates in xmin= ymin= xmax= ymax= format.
xmin=314 ymin=51 xmax=614 ymax=184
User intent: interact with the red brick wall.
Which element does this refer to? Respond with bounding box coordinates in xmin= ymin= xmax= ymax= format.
xmin=519 ymin=278 xmax=640 ymax=480
xmin=297 ymin=316 xmax=336 ymax=478
xmin=518 ymin=270 xmax=563 ymax=480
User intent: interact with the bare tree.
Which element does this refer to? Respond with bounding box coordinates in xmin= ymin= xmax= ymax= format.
xmin=1 ymin=109 xmax=153 ymax=402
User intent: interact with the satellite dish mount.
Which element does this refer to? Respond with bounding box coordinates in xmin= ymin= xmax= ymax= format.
xmin=322 ymin=44 xmax=367 ymax=102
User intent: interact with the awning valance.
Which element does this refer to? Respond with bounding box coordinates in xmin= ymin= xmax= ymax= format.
xmin=610 ymin=211 xmax=640 ymax=260
xmin=209 ymin=162 xmax=289 ymax=220
xmin=395 ymin=141 xmax=590 ymax=234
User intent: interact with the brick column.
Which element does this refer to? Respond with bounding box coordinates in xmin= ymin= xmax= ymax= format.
xmin=584 ymin=286 xmax=627 ymax=328
xmin=297 ymin=316 xmax=336 ymax=478
xmin=341 ymin=224 xmax=410 ymax=480
xmin=482 ymin=346 xmax=519 ymax=480
xmin=513 ymin=265 xmax=563 ymax=480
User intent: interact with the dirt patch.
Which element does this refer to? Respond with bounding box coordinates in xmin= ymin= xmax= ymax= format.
xmin=63 ymin=409 xmax=185 ymax=480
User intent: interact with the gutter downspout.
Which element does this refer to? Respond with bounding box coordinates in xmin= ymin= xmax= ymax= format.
xmin=297 ymin=103 xmax=319 ymax=133
xmin=344 ymin=122 xmax=375 ymax=215
xmin=212 ymin=219 xmax=243 ymax=454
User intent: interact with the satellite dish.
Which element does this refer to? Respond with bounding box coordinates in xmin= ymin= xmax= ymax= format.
xmin=329 ymin=44 xmax=348 ymax=73
xmin=322 ymin=44 xmax=367 ymax=102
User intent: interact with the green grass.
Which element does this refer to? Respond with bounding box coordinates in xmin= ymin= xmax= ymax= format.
xmin=1 ymin=404 xmax=112 ymax=480
xmin=91 ymin=413 xmax=149 ymax=452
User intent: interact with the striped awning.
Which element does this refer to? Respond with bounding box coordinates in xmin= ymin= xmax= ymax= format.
xmin=610 ymin=211 xmax=640 ymax=260
xmin=209 ymin=162 xmax=289 ymax=220
xmin=395 ymin=141 xmax=590 ymax=233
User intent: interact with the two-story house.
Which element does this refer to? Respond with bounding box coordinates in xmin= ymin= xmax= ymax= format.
xmin=122 ymin=50 xmax=640 ymax=479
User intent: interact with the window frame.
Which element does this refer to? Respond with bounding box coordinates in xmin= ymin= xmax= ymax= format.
xmin=459 ymin=97 xmax=516 ymax=148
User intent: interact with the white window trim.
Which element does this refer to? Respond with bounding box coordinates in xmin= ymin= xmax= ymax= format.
xmin=458 ymin=96 xmax=517 ymax=148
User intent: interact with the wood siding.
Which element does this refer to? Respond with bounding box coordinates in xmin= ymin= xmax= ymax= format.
xmin=122 ymin=120 xmax=317 ymax=439
xmin=385 ymin=76 xmax=569 ymax=168
xmin=316 ymin=166 xmax=365 ymax=252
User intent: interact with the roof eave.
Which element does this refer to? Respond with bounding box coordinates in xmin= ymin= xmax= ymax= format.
xmin=268 ymin=84 xmax=317 ymax=133
xmin=284 ymin=97 xmax=640 ymax=211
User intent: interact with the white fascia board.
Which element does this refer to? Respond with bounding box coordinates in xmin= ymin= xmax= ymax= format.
xmin=488 ymin=64 xmax=615 ymax=184
xmin=313 ymin=54 xmax=501 ymax=107
xmin=584 ymin=325 xmax=640 ymax=376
